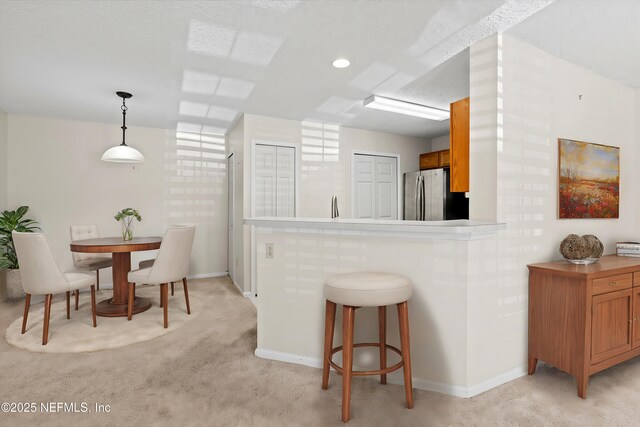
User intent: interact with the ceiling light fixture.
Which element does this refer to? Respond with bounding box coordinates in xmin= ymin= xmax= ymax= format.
xmin=101 ymin=91 xmax=145 ymax=163
xmin=363 ymin=95 xmax=450 ymax=121
xmin=332 ymin=58 xmax=350 ymax=69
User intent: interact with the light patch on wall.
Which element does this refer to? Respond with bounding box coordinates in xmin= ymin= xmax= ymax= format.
xmin=217 ymin=77 xmax=256 ymax=99
xmin=206 ymin=105 xmax=238 ymax=122
xmin=179 ymin=101 xmax=210 ymax=118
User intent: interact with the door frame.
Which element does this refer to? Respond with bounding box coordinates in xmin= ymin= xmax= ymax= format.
xmin=350 ymin=150 xmax=402 ymax=220
xmin=227 ymin=152 xmax=235 ymax=283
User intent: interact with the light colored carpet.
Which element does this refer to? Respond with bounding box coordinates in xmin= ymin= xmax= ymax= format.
xmin=5 ymin=284 xmax=203 ymax=353
xmin=1 ymin=276 xmax=640 ymax=426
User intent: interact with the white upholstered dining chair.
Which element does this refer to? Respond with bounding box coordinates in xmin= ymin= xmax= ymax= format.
xmin=127 ymin=226 xmax=195 ymax=328
xmin=13 ymin=231 xmax=97 ymax=345
xmin=70 ymin=225 xmax=112 ymax=297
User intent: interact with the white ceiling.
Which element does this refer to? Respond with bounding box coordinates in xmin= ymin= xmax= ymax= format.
xmin=0 ymin=0 xmax=551 ymax=138
xmin=507 ymin=0 xmax=640 ymax=89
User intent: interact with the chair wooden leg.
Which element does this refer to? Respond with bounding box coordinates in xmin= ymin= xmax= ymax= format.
xmin=74 ymin=289 xmax=79 ymax=310
xmin=127 ymin=282 xmax=135 ymax=321
xmin=91 ymin=285 xmax=97 ymax=327
xmin=160 ymin=286 xmax=163 ymax=308
xmin=42 ymin=294 xmax=52 ymax=345
xmin=21 ymin=293 xmax=31 ymax=334
xmin=342 ymin=305 xmax=355 ymax=423
xmin=66 ymin=291 xmax=71 ymax=319
xmin=96 ymin=269 xmax=100 ymax=291
xmin=322 ymin=300 xmax=337 ymax=390
xmin=171 ymin=281 xmax=174 ymax=296
xmin=378 ymin=305 xmax=387 ymax=384
xmin=182 ymin=277 xmax=191 ymax=314
xmin=161 ymin=283 xmax=169 ymax=328
xmin=397 ymin=301 xmax=413 ymax=409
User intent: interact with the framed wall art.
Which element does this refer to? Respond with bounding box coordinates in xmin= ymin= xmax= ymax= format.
xmin=558 ymin=138 xmax=619 ymax=219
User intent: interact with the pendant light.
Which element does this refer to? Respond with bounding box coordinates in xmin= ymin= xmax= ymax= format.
xmin=101 ymin=91 xmax=145 ymax=163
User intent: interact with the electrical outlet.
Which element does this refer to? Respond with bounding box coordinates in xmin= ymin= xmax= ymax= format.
xmin=266 ymin=243 xmax=274 ymax=259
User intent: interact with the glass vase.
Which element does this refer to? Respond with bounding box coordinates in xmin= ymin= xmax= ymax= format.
xmin=121 ymin=217 xmax=134 ymax=241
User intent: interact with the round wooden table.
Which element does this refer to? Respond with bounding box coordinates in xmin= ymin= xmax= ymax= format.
xmin=70 ymin=237 xmax=162 ymax=317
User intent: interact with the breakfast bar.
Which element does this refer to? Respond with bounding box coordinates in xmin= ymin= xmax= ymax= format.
xmin=246 ymin=217 xmax=506 ymax=397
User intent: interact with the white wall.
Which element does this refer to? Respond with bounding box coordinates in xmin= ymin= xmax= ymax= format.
xmin=430 ymin=133 xmax=450 ymax=151
xmin=467 ymin=34 xmax=639 ymax=388
xmin=6 ymin=115 xmax=228 ymax=282
xmin=237 ymin=114 xmax=429 ymax=294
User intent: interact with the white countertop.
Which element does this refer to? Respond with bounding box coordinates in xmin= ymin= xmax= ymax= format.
xmin=244 ymin=217 xmax=505 ymax=240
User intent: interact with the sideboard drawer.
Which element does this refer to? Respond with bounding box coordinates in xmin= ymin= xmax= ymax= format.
xmin=634 ymin=272 xmax=640 ymax=287
xmin=592 ymin=273 xmax=632 ymax=295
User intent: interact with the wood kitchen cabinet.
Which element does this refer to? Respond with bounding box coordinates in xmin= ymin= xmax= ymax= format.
xmin=449 ymin=97 xmax=469 ymax=192
xmin=528 ymin=255 xmax=640 ymax=398
xmin=419 ymin=149 xmax=449 ymax=170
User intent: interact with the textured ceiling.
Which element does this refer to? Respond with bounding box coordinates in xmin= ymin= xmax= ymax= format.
xmin=0 ymin=0 xmax=551 ymax=138
xmin=508 ymin=0 xmax=640 ymax=89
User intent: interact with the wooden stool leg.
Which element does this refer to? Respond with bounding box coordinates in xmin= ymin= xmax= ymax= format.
xmin=342 ymin=305 xmax=355 ymax=422
xmin=90 ymin=285 xmax=97 ymax=327
xmin=397 ymin=301 xmax=413 ymax=409
xmin=66 ymin=291 xmax=71 ymax=319
xmin=171 ymin=282 xmax=174 ymax=296
xmin=127 ymin=282 xmax=135 ymax=321
xmin=183 ymin=278 xmax=191 ymax=314
xmin=42 ymin=294 xmax=52 ymax=345
xmin=75 ymin=289 xmax=79 ymax=310
xmin=96 ymin=269 xmax=100 ymax=291
xmin=322 ymin=300 xmax=337 ymax=390
xmin=162 ymin=283 xmax=169 ymax=328
xmin=378 ymin=305 xmax=387 ymax=384
xmin=21 ymin=293 xmax=31 ymax=334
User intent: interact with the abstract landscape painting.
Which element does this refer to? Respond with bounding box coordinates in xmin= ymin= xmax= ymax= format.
xmin=558 ymin=138 xmax=619 ymax=219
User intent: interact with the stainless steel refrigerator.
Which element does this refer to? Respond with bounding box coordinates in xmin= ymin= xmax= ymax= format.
xmin=403 ymin=168 xmax=469 ymax=221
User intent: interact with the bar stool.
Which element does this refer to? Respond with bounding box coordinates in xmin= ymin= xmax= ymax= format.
xmin=321 ymin=272 xmax=414 ymax=422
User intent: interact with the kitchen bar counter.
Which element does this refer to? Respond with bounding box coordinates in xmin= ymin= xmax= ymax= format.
xmin=247 ymin=216 xmax=516 ymax=398
xmin=244 ymin=217 xmax=505 ymax=240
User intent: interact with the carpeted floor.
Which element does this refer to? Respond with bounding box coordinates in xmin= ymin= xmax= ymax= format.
xmin=1 ymin=276 xmax=640 ymax=426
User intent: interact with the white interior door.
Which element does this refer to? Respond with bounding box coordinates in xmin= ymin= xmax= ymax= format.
xmin=353 ymin=154 xmax=398 ymax=220
xmin=227 ymin=154 xmax=235 ymax=281
xmin=254 ymin=143 xmax=296 ymax=217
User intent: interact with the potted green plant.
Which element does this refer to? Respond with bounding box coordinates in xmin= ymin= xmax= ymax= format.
xmin=0 ymin=206 xmax=40 ymax=300
xmin=115 ymin=208 xmax=142 ymax=241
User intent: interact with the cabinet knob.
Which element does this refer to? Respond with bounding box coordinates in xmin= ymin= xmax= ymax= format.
xmin=609 ymin=281 xmax=618 ymax=286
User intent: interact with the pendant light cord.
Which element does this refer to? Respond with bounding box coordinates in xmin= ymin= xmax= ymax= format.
xmin=120 ymin=98 xmax=128 ymax=146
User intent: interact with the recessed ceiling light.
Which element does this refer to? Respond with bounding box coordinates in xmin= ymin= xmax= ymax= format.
xmin=363 ymin=95 xmax=450 ymax=121
xmin=332 ymin=58 xmax=350 ymax=69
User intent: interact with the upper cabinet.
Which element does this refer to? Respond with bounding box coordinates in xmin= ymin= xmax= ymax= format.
xmin=420 ymin=149 xmax=450 ymax=170
xmin=450 ymin=97 xmax=469 ymax=192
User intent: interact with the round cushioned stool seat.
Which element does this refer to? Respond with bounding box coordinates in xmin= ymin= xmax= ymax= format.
xmin=325 ymin=272 xmax=412 ymax=307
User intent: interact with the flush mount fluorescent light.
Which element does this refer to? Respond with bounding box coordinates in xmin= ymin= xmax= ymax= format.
xmin=363 ymin=95 xmax=449 ymax=121
xmin=332 ymin=58 xmax=350 ymax=68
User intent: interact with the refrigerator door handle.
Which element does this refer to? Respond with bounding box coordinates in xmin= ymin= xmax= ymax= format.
xmin=420 ymin=175 xmax=426 ymax=221
xmin=415 ymin=176 xmax=420 ymax=220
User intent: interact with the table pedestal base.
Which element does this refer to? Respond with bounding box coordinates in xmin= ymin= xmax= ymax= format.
xmin=96 ymin=297 xmax=152 ymax=317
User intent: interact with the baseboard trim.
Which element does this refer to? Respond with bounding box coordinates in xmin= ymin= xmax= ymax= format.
xmin=255 ymin=348 xmax=323 ymax=369
xmin=187 ymin=272 xmax=228 ymax=279
xmin=254 ymin=347 xmax=527 ymax=398
xmin=466 ymin=366 xmax=527 ymax=397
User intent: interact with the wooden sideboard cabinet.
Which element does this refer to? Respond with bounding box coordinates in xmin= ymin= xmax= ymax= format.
xmin=528 ymin=255 xmax=640 ymax=398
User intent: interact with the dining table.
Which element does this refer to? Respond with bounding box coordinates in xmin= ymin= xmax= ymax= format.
xmin=70 ymin=236 xmax=162 ymax=317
